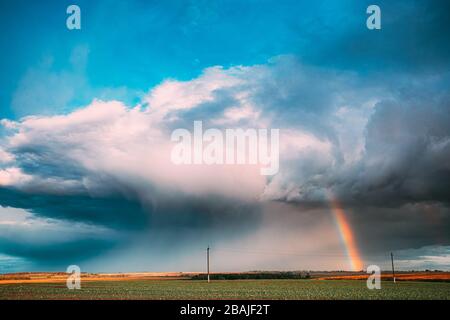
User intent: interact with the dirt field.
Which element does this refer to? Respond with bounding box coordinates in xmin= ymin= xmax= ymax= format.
xmin=0 ymin=272 xmax=193 ymax=284
xmin=1 ymin=271 xmax=448 ymax=285
xmin=316 ymin=272 xmax=450 ymax=281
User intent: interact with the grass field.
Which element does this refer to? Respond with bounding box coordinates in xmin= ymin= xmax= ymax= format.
xmin=1 ymin=279 xmax=449 ymax=300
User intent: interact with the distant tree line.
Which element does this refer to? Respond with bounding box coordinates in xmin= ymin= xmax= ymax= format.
xmin=191 ymin=272 xmax=311 ymax=280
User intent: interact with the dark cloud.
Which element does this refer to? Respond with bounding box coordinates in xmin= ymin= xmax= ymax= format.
xmin=295 ymin=0 xmax=450 ymax=74
xmin=346 ymin=93 xmax=450 ymax=206
xmin=0 ymin=237 xmax=116 ymax=266
xmin=349 ymin=203 xmax=450 ymax=254
xmin=263 ymin=69 xmax=450 ymax=208
xmin=0 ymin=187 xmax=149 ymax=230
xmin=1 ymin=188 xmax=262 ymax=229
xmin=0 ymin=177 xmax=263 ymax=267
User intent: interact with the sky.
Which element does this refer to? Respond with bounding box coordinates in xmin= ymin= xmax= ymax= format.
xmin=0 ymin=0 xmax=449 ymax=273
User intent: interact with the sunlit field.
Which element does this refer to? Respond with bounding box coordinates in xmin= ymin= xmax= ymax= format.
xmin=1 ymin=280 xmax=449 ymax=300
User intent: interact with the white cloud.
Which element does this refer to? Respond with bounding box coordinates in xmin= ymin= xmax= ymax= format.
xmin=146 ymin=66 xmax=244 ymax=121
xmin=2 ymin=55 xmax=449 ymax=215
xmin=2 ymin=99 xmax=267 ymax=201
xmin=0 ymin=148 xmax=14 ymax=163
xmin=0 ymin=167 xmax=32 ymax=187
xmin=0 ymin=206 xmax=114 ymax=243
xmin=395 ymin=246 xmax=450 ymax=271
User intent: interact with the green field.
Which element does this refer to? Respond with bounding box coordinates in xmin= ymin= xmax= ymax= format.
xmin=1 ymin=280 xmax=449 ymax=300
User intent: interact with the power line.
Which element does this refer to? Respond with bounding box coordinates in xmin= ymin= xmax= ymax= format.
xmin=214 ymin=247 xmax=396 ymax=259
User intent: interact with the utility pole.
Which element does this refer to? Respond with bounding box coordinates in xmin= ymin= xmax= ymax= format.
xmin=207 ymin=246 xmax=210 ymax=283
xmin=391 ymin=252 xmax=396 ymax=283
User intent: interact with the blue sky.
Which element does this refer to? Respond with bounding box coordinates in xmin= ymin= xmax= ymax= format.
xmin=4 ymin=0 xmax=448 ymax=118
xmin=0 ymin=0 xmax=449 ymax=272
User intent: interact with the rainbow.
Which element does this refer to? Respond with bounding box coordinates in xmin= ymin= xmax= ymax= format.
xmin=329 ymin=194 xmax=364 ymax=271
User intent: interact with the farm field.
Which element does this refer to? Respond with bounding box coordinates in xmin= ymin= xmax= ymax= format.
xmin=1 ymin=279 xmax=449 ymax=300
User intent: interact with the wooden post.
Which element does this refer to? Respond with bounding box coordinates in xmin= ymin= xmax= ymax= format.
xmin=207 ymin=246 xmax=210 ymax=283
xmin=391 ymin=252 xmax=396 ymax=283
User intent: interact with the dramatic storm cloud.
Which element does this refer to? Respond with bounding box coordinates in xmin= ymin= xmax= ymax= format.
xmin=0 ymin=0 xmax=448 ymax=271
